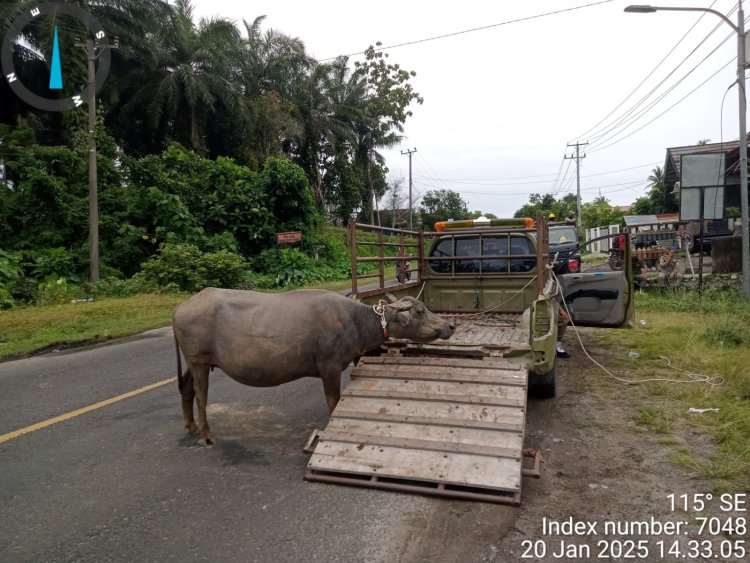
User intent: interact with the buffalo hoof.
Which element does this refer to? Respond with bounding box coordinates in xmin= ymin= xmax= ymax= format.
xmin=198 ymin=437 xmax=214 ymax=447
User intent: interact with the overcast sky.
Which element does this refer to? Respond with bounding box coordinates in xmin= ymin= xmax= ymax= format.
xmin=193 ymin=0 xmax=745 ymax=217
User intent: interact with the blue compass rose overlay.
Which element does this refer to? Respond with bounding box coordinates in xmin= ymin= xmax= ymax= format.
xmin=1 ymin=2 xmax=112 ymax=112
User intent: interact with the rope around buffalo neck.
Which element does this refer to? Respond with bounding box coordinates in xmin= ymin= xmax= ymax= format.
xmin=372 ymin=300 xmax=390 ymax=337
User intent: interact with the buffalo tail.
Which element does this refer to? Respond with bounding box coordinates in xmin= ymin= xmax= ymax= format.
xmin=175 ymin=334 xmax=188 ymax=394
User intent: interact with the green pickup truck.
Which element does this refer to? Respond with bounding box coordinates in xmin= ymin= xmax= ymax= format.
xmin=303 ymin=215 xmax=634 ymax=504
xmin=348 ymin=215 xmax=635 ymax=398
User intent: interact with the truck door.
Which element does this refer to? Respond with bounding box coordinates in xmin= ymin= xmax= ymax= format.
xmin=557 ymin=234 xmax=635 ymax=328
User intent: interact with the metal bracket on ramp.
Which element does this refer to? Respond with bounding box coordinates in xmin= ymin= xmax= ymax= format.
xmin=304 ymin=356 xmax=536 ymax=505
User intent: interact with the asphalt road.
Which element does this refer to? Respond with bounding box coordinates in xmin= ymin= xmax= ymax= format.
xmin=0 ymin=327 xmax=516 ymax=563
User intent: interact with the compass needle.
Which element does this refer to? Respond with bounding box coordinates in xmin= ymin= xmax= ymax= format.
xmin=49 ymin=25 xmax=63 ymax=90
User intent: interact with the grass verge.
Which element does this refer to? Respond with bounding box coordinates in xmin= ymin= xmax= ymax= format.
xmin=0 ymin=294 xmax=187 ymax=359
xmin=594 ymin=287 xmax=750 ymax=492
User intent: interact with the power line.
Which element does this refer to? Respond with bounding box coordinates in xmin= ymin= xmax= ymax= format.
xmin=448 ymin=178 xmax=649 ymax=197
xmin=319 ymin=0 xmax=614 ymax=61
xmin=586 ymin=24 xmax=737 ymax=151
xmin=571 ymin=0 xmax=726 ymax=142
xmin=550 ymin=158 xmax=575 ymax=196
xmin=590 ymin=56 xmax=735 ymax=153
xmin=411 ymin=161 xmax=660 ymax=186
xmin=544 ymin=155 xmax=567 ymax=195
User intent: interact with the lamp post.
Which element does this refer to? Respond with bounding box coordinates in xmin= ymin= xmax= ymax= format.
xmin=626 ymin=3 xmax=750 ymax=299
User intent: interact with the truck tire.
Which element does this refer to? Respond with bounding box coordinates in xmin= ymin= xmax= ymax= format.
xmin=529 ymin=368 xmax=556 ymax=399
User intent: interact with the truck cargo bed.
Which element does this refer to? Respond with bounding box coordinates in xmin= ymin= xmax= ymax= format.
xmin=386 ymin=313 xmax=530 ymax=357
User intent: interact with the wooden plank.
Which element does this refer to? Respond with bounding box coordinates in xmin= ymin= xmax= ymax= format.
xmin=322 ymin=419 xmax=523 ymax=453
xmin=304 ymin=470 xmax=521 ymax=505
xmin=308 ymin=441 xmax=522 ymax=491
xmin=351 ymin=367 xmax=527 ymax=386
xmin=317 ymin=430 xmax=521 ymax=460
xmin=333 ymin=396 xmax=525 ymax=428
xmin=343 ymin=389 xmax=523 ymax=408
xmin=356 ymin=362 xmax=523 ymax=374
xmin=343 ymin=381 xmax=525 ymax=407
xmin=360 ymin=355 xmax=523 ymax=370
xmin=346 ymin=377 xmax=527 ymax=401
xmin=332 ymin=411 xmax=525 ymax=432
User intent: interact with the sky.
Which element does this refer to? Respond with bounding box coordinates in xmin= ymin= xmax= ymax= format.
xmin=190 ymin=0 xmax=746 ymax=217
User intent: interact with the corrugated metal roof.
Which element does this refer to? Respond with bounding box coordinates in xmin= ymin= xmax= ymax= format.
xmin=624 ymin=215 xmax=660 ymax=226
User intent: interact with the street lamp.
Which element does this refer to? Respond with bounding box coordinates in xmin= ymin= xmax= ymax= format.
xmin=626 ymin=3 xmax=750 ymax=299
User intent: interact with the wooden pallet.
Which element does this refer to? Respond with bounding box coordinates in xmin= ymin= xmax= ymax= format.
xmin=305 ymin=356 xmax=534 ymax=504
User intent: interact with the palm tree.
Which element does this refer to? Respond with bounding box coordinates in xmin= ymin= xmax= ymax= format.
xmin=233 ymin=17 xmax=313 ymax=165
xmin=647 ymin=165 xmax=665 ymax=188
xmin=646 ymin=165 xmax=677 ymax=213
xmin=118 ymin=0 xmax=244 ymax=152
xmin=287 ymin=58 xmax=360 ymax=206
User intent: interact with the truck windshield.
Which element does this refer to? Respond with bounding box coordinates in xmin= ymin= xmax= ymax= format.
xmin=428 ymin=234 xmax=535 ymax=274
xmin=549 ymin=226 xmax=577 ymax=245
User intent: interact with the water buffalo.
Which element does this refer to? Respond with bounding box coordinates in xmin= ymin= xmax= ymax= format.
xmin=173 ymin=288 xmax=454 ymax=444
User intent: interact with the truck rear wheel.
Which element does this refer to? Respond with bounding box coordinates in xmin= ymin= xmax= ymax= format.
xmin=529 ymin=368 xmax=556 ymax=399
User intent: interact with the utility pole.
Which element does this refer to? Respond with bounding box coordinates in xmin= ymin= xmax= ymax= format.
xmin=401 ymin=148 xmax=417 ymax=229
xmin=75 ymin=35 xmax=118 ymax=282
xmin=565 ymin=142 xmax=588 ymax=231
xmin=738 ymin=1 xmax=750 ymax=298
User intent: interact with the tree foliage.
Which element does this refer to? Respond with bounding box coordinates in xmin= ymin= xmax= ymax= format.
xmin=513 ymin=192 xmax=624 ymax=229
xmin=1 ymin=1 xmax=421 ymax=222
xmin=419 ymin=189 xmax=470 ymax=230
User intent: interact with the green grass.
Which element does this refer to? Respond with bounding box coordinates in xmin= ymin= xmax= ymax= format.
xmin=0 ymin=293 xmax=187 ymax=359
xmin=595 ymin=288 xmax=750 ymax=492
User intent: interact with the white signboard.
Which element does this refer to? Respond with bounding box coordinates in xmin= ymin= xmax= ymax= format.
xmin=680 ymin=153 xmax=725 ymax=221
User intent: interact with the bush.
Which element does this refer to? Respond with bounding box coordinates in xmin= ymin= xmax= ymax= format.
xmin=91 ymin=275 xmax=163 ymax=298
xmin=0 ymin=249 xmax=23 ymax=307
xmin=138 ymin=243 xmax=247 ymax=293
xmin=37 ymin=277 xmax=78 ymax=305
xmin=251 ymin=247 xmax=353 ymax=288
xmin=702 ymin=325 xmax=748 ymax=347
xmin=26 ymin=247 xmax=80 ymax=281
xmin=0 ymin=286 xmax=14 ymax=309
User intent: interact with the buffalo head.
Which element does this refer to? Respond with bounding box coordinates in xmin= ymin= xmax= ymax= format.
xmin=382 ymin=294 xmax=454 ymax=342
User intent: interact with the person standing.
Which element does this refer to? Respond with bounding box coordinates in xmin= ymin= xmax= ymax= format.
xmin=658 ymin=248 xmax=682 ymax=289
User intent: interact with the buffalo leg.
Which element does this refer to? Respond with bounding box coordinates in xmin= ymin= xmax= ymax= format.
xmin=192 ymin=363 xmax=213 ymax=445
xmin=180 ymin=370 xmax=199 ymax=434
xmin=320 ymin=371 xmax=342 ymax=414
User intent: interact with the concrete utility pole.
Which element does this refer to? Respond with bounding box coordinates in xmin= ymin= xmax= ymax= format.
xmin=565 ymin=141 xmax=587 ymax=231
xmin=626 ymin=3 xmax=750 ymax=298
xmin=401 ymin=148 xmax=417 ymax=230
xmin=75 ymin=35 xmax=117 ymax=282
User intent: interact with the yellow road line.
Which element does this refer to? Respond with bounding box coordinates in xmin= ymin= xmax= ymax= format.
xmin=0 ymin=377 xmax=176 ymax=444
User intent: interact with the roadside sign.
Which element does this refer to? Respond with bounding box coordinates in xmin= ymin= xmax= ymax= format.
xmin=277 ymin=231 xmax=302 ymax=244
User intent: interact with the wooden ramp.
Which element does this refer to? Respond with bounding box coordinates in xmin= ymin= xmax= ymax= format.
xmin=305 ymin=356 xmax=537 ymax=505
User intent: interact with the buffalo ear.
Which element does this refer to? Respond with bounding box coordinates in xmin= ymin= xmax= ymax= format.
xmin=387 ymin=299 xmax=413 ymax=311
xmin=396 ymin=311 xmax=411 ymax=326
xmin=384 ymin=293 xmax=398 ymax=303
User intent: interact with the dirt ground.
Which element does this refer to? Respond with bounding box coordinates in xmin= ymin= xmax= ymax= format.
xmin=490 ymin=328 xmax=747 ymax=563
